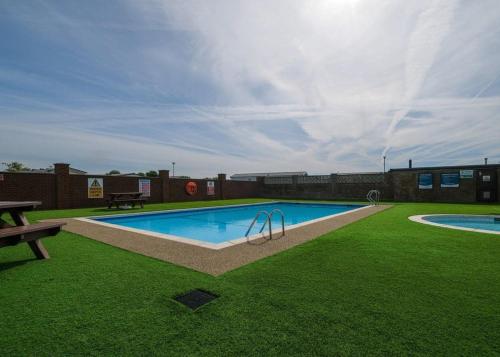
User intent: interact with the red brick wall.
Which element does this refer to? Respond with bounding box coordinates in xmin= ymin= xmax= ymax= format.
xmin=0 ymin=171 xmax=261 ymax=209
xmin=68 ymin=175 xmax=163 ymax=208
xmin=392 ymin=169 xmax=476 ymax=203
xmin=498 ymin=168 xmax=500 ymax=200
xmin=169 ymin=179 xmax=221 ymax=201
xmin=0 ymin=172 xmax=56 ymax=209
xmin=3 ymin=166 xmax=498 ymax=208
xmin=225 ymin=180 xmax=261 ymax=199
xmin=261 ymin=174 xmax=391 ymax=201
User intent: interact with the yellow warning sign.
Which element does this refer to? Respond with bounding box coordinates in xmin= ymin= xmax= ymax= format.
xmin=88 ymin=178 xmax=103 ymax=198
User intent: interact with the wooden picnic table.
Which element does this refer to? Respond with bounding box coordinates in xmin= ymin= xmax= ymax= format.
xmin=107 ymin=192 xmax=146 ymax=209
xmin=0 ymin=201 xmax=65 ymax=259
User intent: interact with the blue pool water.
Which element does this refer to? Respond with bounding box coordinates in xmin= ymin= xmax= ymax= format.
xmin=93 ymin=202 xmax=364 ymax=244
xmin=423 ymin=215 xmax=500 ymax=233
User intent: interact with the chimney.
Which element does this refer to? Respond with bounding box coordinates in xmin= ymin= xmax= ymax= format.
xmin=409 ymin=159 xmax=412 ymax=169
xmin=484 ymin=158 xmax=488 ymax=165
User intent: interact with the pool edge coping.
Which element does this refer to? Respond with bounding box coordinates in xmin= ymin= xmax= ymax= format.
xmin=75 ymin=201 xmax=372 ymax=250
xmin=409 ymin=214 xmax=500 ymax=235
xmin=59 ymin=204 xmax=390 ymax=276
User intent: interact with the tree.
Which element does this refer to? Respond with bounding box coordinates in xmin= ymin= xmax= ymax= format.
xmin=145 ymin=170 xmax=158 ymax=177
xmin=106 ymin=170 xmax=121 ymax=175
xmin=136 ymin=172 xmax=145 ymax=177
xmin=1 ymin=161 xmax=30 ymax=172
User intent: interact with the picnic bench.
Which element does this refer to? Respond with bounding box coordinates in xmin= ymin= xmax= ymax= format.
xmin=107 ymin=192 xmax=146 ymax=209
xmin=0 ymin=201 xmax=65 ymax=259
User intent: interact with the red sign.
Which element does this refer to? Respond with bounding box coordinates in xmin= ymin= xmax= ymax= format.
xmin=185 ymin=181 xmax=197 ymax=195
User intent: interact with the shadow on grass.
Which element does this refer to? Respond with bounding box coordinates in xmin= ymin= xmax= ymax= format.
xmin=0 ymin=258 xmax=37 ymax=272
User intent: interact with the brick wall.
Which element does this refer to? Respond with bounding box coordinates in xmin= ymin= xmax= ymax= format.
xmin=68 ymin=175 xmax=163 ymax=208
xmin=261 ymin=173 xmax=390 ymax=201
xmin=169 ymin=178 xmax=221 ymax=202
xmin=0 ymin=172 xmax=56 ymax=209
xmin=260 ymin=166 xmax=499 ymax=203
xmin=498 ymin=168 xmax=500 ymax=199
xmin=224 ymin=179 xmax=262 ymax=199
xmin=0 ymin=164 xmax=260 ymax=209
xmin=391 ymin=166 xmax=500 ymax=203
xmin=392 ymin=169 xmax=475 ymax=203
xmin=1 ymin=163 xmax=498 ymax=208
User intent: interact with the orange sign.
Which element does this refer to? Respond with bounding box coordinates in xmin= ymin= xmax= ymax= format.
xmin=185 ymin=181 xmax=197 ymax=195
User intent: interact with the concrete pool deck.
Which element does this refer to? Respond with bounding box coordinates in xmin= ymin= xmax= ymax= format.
xmin=58 ymin=204 xmax=390 ymax=275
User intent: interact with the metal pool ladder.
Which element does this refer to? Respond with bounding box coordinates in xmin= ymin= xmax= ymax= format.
xmin=245 ymin=209 xmax=285 ymax=240
xmin=366 ymin=190 xmax=381 ymax=205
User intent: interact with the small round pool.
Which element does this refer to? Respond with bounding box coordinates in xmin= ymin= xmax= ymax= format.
xmin=409 ymin=214 xmax=500 ymax=235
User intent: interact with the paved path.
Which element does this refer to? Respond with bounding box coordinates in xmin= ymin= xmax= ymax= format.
xmin=60 ymin=205 xmax=391 ymax=276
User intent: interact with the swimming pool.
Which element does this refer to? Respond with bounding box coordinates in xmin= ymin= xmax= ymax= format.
xmin=86 ymin=202 xmax=367 ymax=246
xmin=409 ymin=214 xmax=500 ymax=235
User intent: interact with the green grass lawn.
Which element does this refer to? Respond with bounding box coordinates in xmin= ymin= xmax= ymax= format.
xmin=1 ymin=199 xmax=499 ymax=356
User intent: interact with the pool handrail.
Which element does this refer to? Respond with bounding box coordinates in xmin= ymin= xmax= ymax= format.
xmin=260 ymin=208 xmax=285 ymax=238
xmin=245 ymin=210 xmax=271 ymax=238
xmin=367 ymin=190 xmax=381 ymax=205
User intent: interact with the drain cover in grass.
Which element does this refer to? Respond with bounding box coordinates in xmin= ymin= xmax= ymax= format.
xmin=174 ymin=289 xmax=218 ymax=310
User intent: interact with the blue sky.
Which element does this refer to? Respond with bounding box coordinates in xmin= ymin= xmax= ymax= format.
xmin=1 ymin=0 xmax=499 ymax=176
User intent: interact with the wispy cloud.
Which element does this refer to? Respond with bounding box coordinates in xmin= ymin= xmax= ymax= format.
xmin=383 ymin=0 xmax=458 ymax=156
xmin=0 ymin=0 xmax=499 ymax=176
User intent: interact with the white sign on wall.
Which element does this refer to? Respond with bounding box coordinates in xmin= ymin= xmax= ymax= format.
xmin=207 ymin=181 xmax=215 ymax=195
xmin=138 ymin=179 xmax=151 ymax=197
xmin=460 ymin=170 xmax=474 ymax=179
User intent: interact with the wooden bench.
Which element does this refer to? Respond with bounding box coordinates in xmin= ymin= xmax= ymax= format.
xmin=0 ymin=201 xmax=65 ymax=260
xmin=107 ymin=192 xmax=146 ymax=209
xmin=0 ymin=222 xmax=65 ymax=258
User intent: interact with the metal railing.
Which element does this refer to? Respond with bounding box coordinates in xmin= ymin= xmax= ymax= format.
xmin=245 ymin=210 xmax=271 ymax=238
xmin=245 ymin=209 xmax=285 ymax=241
xmin=261 ymin=209 xmax=285 ymax=238
xmin=366 ymin=190 xmax=381 ymax=205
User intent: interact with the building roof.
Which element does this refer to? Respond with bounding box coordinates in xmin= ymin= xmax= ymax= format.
xmin=230 ymin=171 xmax=307 ymax=178
xmin=390 ymin=163 xmax=500 ymax=172
xmin=108 ymin=173 xmax=142 ymax=177
xmin=29 ymin=167 xmax=88 ymax=174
